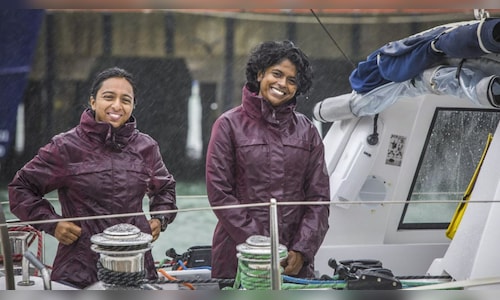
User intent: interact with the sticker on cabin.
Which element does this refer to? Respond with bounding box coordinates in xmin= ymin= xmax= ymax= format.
xmin=386 ymin=134 xmax=406 ymax=166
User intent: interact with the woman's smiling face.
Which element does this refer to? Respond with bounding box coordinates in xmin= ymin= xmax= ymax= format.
xmin=89 ymin=77 xmax=134 ymax=128
xmin=257 ymin=58 xmax=298 ymax=107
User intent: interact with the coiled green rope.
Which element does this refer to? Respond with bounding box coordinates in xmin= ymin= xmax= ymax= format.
xmin=229 ymin=250 xmax=287 ymax=290
xmin=226 ymin=244 xmax=344 ymax=290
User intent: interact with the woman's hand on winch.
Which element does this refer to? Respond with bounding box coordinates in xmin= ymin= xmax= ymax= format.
xmin=281 ymin=250 xmax=304 ymax=276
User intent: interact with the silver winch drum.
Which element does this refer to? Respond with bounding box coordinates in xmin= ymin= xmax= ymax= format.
xmin=90 ymin=223 xmax=152 ymax=273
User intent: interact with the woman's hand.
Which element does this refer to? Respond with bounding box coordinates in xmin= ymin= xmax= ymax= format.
xmin=281 ymin=250 xmax=304 ymax=276
xmin=149 ymin=218 xmax=161 ymax=242
xmin=54 ymin=221 xmax=81 ymax=245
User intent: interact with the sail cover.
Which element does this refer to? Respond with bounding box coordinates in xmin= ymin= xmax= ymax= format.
xmin=350 ymin=18 xmax=500 ymax=93
xmin=314 ymin=17 xmax=500 ymax=122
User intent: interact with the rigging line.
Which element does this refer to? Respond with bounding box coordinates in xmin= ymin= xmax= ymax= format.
xmin=310 ymin=8 xmax=357 ymax=70
xmin=277 ymin=199 xmax=500 ymax=206
xmin=2 ymin=199 xmax=500 ymax=228
xmin=0 ymin=203 xmax=270 ymax=228
xmin=2 ymin=199 xmax=498 ymax=213
xmin=3 ymin=189 xmax=471 ymax=203
xmin=2 ymin=196 xmax=500 ymax=208
xmin=2 ymin=197 xmax=500 ymax=211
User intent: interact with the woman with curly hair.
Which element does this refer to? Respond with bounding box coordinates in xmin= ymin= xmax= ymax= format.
xmin=206 ymin=40 xmax=330 ymax=283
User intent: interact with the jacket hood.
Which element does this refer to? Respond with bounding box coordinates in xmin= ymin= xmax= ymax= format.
xmin=80 ymin=108 xmax=137 ymax=151
xmin=241 ymin=85 xmax=297 ymax=124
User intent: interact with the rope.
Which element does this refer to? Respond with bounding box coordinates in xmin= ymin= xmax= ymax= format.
xmin=5 ymin=197 xmax=500 ymax=229
xmin=397 ymin=275 xmax=455 ymax=289
xmin=146 ymin=268 xmax=457 ymax=290
xmin=157 ymin=268 xmax=195 ymax=290
xmin=96 ymin=256 xmax=456 ymax=290
xmin=282 ymin=275 xmax=346 ymax=289
xmin=404 ymin=276 xmax=500 ymax=290
xmin=96 ymin=260 xmax=146 ymax=287
xmin=232 ymin=258 xmax=280 ymax=290
xmin=227 ymin=240 xmax=288 ymax=290
xmin=397 ymin=275 xmax=452 ymax=280
xmin=310 ymin=9 xmax=356 ymax=70
xmin=221 ymin=236 xmax=345 ymax=290
xmin=153 ymin=276 xmax=234 ymax=285
xmin=94 ymin=267 xmax=464 ymax=290
xmin=111 ymin=271 xmax=464 ymax=290
xmin=1 ymin=225 xmax=44 ymax=276
xmin=97 ymin=260 xmax=234 ymax=289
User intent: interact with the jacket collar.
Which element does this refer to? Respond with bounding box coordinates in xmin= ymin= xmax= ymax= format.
xmin=241 ymin=85 xmax=297 ymax=124
xmin=80 ymin=108 xmax=136 ymax=151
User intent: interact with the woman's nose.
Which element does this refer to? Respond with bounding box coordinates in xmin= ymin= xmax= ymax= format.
xmin=111 ymin=98 xmax=121 ymax=108
xmin=276 ymin=76 xmax=286 ymax=86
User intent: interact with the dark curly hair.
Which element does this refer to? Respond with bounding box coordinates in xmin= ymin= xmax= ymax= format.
xmin=89 ymin=67 xmax=137 ymax=104
xmin=245 ymin=40 xmax=313 ymax=96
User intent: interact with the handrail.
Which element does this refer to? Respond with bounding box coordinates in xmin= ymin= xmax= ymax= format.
xmin=23 ymin=251 xmax=51 ymax=290
xmin=0 ymin=204 xmax=15 ymax=290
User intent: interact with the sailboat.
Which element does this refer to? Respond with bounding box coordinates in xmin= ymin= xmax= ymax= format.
xmin=2 ymin=8 xmax=500 ymax=291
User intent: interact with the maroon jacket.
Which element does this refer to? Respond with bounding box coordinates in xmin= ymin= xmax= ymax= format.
xmin=206 ymin=86 xmax=330 ymax=279
xmin=8 ymin=109 xmax=177 ymax=289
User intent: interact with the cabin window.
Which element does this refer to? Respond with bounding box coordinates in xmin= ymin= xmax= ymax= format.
xmin=399 ymin=108 xmax=500 ymax=229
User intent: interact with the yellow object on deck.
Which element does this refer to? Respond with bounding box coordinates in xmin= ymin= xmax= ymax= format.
xmin=446 ymin=133 xmax=493 ymax=239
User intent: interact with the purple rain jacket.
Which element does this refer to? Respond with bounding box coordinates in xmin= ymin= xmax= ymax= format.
xmin=8 ymin=108 xmax=177 ymax=289
xmin=206 ymin=86 xmax=330 ymax=279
